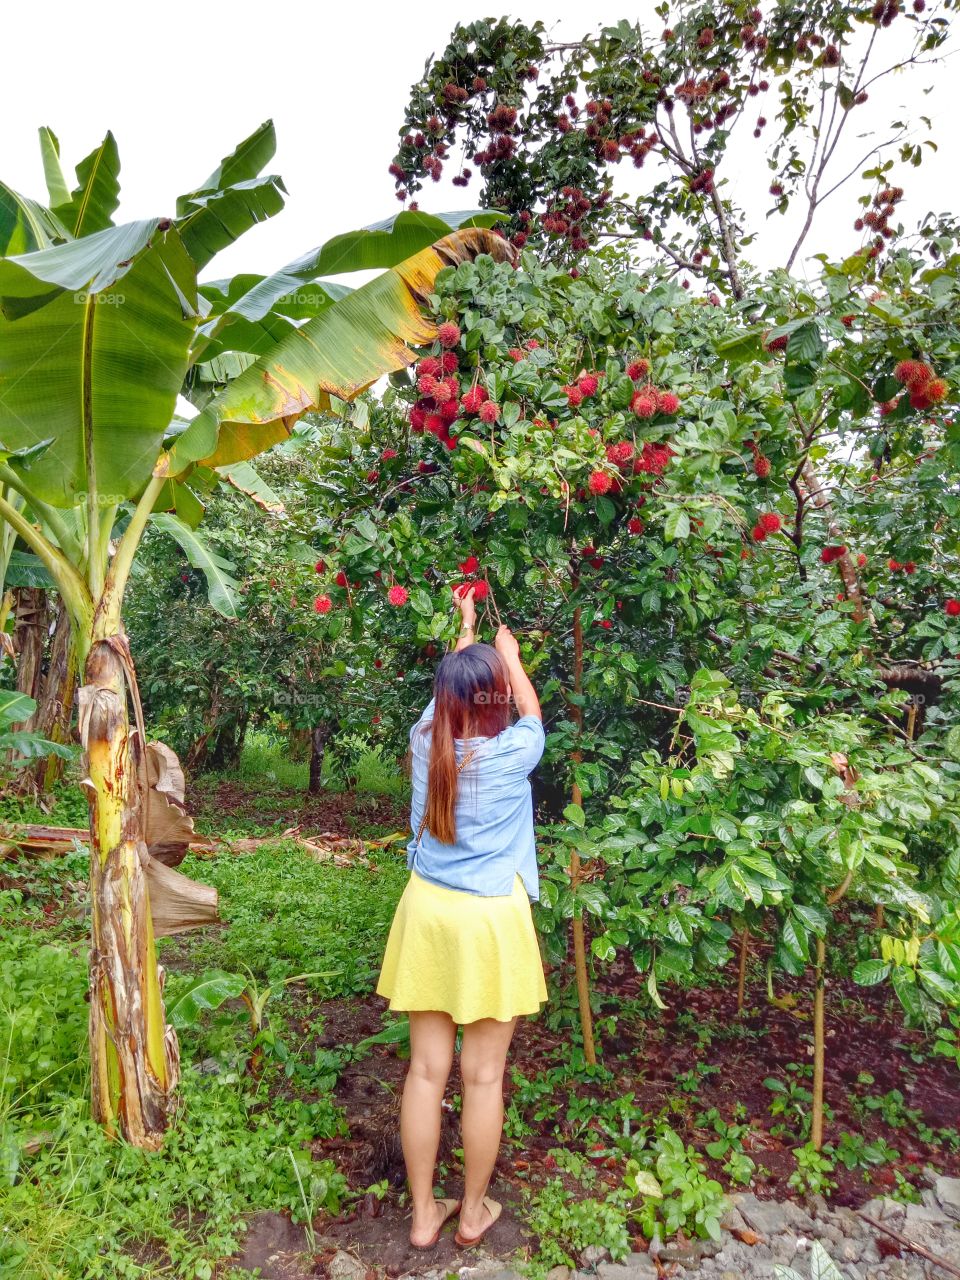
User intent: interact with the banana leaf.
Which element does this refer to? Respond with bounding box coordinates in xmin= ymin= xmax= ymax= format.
xmin=150 ymin=513 xmax=239 ymax=618
xmin=0 ymin=222 xmax=198 ymax=506
xmin=168 ymin=227 xmax=514 ymax=474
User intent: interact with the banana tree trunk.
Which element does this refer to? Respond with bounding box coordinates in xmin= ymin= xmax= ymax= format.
xmin=19 ymin=598 xmax=78 ymax=794
xmin=12 ymin=587 xmax=48 ymax=729
xmin=80 ymin=628 xmax=179 ymax=1148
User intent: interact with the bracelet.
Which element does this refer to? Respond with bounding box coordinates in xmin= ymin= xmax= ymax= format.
xmin=459 ymin=624 xmax=475 ymax=638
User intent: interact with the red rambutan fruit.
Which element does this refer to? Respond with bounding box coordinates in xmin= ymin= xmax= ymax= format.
xmin=314 ymin=594 xmax=332 ymax=614
xmin=628 ymin=517 xmax=644 ymax=535
xmin=946 ymin=599 xmax=960 ymax=617
xmin=588 ymin=470 xmax=613 ymax=496
xmin=893 ymin=359 xmax=931 ymax=387
xmin=387 ymin=585 xmax=409 ymax=606
xmin=564 ymin=384 xmax=584 ymax=408
xmin=459 ymin=554 xmax=480 ymax=574
xmin=751 ymin=524 xmax=767 ymax=542
xmin=335 ymin=571 xmax=348 ymax=587
xmin=627 ymin=358 xmax=650 ymax=381
xmin=381 ymin=448 xmax=398 ymax=461
xmin=759 ymin=512 xmax=782 ymax=533
xmin=479 ymin=401 xmax=500 ymax=424
xmin=658 ymin=391 xmax=680 ymax=415
xmin=926 ymin=377 xmax=948 ymax=404
xmin=754 ymin=455 xmax=771 ymax=479
xmin=441 ymin=352 xmax=460 ymax=373
xmin=632 ymin=391 xmax=658 ymax=419
xmin=437 ymin=322 xmax=461 ymax=348
xmin=578 ymin=373 xmax=600 ymax=397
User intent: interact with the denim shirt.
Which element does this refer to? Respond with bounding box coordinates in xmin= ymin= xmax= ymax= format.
xmin=407 ymin=699 xmax=545 ymax=900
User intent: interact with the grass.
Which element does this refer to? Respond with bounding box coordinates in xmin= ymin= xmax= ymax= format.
xmin=159 ymin=842 xmax=408 ymax=996
xmin=0 ymin=828 xmax=406 ymax=1278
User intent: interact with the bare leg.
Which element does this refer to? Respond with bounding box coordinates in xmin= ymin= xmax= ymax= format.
xmin=401 ymin=1010 xmax=457 ymax=1245
xmin=458 ymin=1016 xmax=518 ymax=1239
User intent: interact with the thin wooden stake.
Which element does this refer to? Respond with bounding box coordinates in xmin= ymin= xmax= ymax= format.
xmin=811 ymin=935 xmax=826 ymax=1151
xmin=570 ymin=599 xmax=596 ymax=1065
xmin=736 ymin=928 xmax=750 ymax=1015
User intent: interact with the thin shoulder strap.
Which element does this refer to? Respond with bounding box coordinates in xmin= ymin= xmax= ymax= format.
xmin=415 ymin=747 xmax=478 ymax=845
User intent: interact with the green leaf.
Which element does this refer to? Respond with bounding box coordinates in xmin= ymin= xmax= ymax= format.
xmin=0 ymin=223 xmax=198 ymax=507
xmin=0 ymin=688 xmax=38 ymax=728
xmin=53 ymin=132 xmax=121 ymax=238
xmin=151 ymin=514 xmax=239 ymax=618
xmin=0 ymin=181 xmax=69 ymax=256
xmin=37 ymin=127 xmax=71 ymax=211
xmin=166 ymin=969 xmax=246 ymax=1029
xmin=563 ymin=802 xmax=585 ymax=828
xmin=853 ymin=959 xmax=891 ymax=986
xmin=169 ymin=228 xmax=513 ymax=474
xmin=809 ymin=1241 xmax=844 ymax=1280
xmin=663 ymin=508 xmax=691 ymax=541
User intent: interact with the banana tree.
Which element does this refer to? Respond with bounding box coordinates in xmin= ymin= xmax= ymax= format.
xmin=0 ymin=120 xmax=511 ymax=1146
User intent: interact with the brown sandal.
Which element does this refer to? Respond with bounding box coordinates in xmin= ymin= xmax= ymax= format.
xmin=411 ymin=1198 xmax=462 ymax=1250
xmin=455 ymin=1196 xmax=502 ymax=1248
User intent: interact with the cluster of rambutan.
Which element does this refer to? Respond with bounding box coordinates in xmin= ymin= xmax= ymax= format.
xmin=891 ymin=359 xmax=949 ymax=411
xmin=888 ymin=558 xmax=917 ymax=574
xmin=871 ymin=0 xmax=900 ymax=26
xmin=541 ymin=186 xmax=594 ymax=250
xmin=820 ymin=544 xmax=847 ymax=564
xmin=409 ymin=351 xmax=463 ymax=450
xmin=562 ymin=371 xmax=601 ymax=407
xmin=631 ymin=384 xmax=680 ymax=419
xmin=751 ymin=512 xmax=782 ymax=542
xmin=689 ymin=168 xmax=716 ymax=196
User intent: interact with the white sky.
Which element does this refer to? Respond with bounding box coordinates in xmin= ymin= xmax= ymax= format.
xmin=5 ymin=0 xmax=957 ymax=289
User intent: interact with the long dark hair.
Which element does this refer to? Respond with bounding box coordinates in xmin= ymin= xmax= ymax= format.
xmin=421 ymin=644 xmax=510 ymax=844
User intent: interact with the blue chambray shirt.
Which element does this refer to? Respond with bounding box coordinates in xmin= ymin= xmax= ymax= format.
xmin=407 ymin=699 xmax=546 ymax=900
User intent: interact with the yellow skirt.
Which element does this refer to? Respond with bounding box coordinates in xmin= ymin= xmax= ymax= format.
xmin=376 ymin=871 xmax=548 ymax=1024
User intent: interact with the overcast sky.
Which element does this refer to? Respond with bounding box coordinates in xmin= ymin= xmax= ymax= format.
xmin=5 ymin=0 xmax=957 ymax=289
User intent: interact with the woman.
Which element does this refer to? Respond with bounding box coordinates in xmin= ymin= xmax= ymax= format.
xmin=377 ymin=586 xmax=547 ymax=1250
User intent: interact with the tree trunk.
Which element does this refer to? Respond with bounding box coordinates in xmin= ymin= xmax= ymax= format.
xmin=569 ymin=600 xmax=596 ymax=1064
xmin=308 ymin=723 xmax=333 ymax=794
xmin=12 ymin=588 xmax=48 ymax=730
xmin=80 ymin=630 xmax=178 ymax=1148
xmin=20 ymin=599 xmax=78 ymax=794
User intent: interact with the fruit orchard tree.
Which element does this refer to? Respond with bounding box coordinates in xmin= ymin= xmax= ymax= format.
xmin=296 ymin=230 xmax=960 ymax=1142
xmin=387 ymin=4 xmax=955 ymax=288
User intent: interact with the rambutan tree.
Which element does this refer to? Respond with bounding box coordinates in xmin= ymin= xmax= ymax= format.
xmin=387 ymin=4 xmax=953 ymax=284
xmin=299 ymin=226 xmax=960 ymax=1147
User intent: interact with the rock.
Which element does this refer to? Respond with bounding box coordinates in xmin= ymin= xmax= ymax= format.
xmin=903 ymin=1201 xmax=951 ymax=1227
xmin=935 ymin=1175 xmax=960 ymax=1220
xmin=597 ymin=1256 xmax=656 ymax=1280
xmin=329 ymin=1251 xmax=366 ymax=1280
xmin=720 ymin=1206 xmax=747 ymax=1234
xmin=198 ymin=1056 xmax=221 ymax=1074
xmin=545 ymin=1268 xmax=571 ymax=1280
xmin=580 ymin=1245 xmax=610 ymax=1269
xmin=841 ymin=1239 xmax=862 ymax=1262
xmin=737 ymin=1187 xmax=798 ymax=1239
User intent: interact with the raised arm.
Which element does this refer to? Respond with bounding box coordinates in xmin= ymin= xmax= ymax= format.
xmin=495 ymin=625 xmax=541 ymax=721
xmin=454 ymin=584 xmax=477 ymax=651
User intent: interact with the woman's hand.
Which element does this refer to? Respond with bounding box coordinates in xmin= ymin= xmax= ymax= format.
xmin=456 ymin=584 xmax=478 ymax=629
xmin=494 ymin=624 xmax=520 ymax=663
